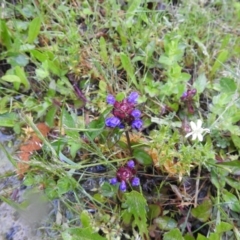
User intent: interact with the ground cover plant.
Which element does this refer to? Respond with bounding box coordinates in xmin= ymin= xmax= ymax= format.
xmin=1 ymin=0 xmax=240 ymax=239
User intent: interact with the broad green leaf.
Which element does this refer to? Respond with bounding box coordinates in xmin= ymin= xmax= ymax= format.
xmin=80 ymin=210 xmax=92 ymax=228
xmin=0 ymin=20 xmax=12 ymax=49
xmin=28 ymin=17 xmax=41 ymax=43
xmin=15 ymin=66 xmax=30 ymax=90
xmin=197 ymin=234 xmax=208 ymax=240
xmin=216 ymin=222 xmax=233 ymax=233
xmin=62 ymin=109 xmax=79 ymax=139
xmin=57 ymin=176 xmax=77 ymax=195
xmin=87 ymin=116 xmax=105 ymax=140
xmin=133 ymin=149 xmax=153 ymax=166
xmin=99 ymin=80 xmax=107 ymax=92
xmin=155 ymin=216 xmax=177 ymax=231
xmin=66 ymin=228 xmax=106 ymax=240
xmin=0 ymin=112 xmax=17 ymax=127
xmin=122 ymin=191 xmax=149 ymax=240
xmin=191 ymin=199 xmax=212 ymax=222
xmin=193 ymin=73 xmax=208 ymax=94
xmin=148 ymin=204 xmax=162 ymax=220
xmin=1 ymin=75 xmax=21 ymax=83
xmin=163 ymin=228 xmax=184 ymax=240
xmin=219 ymin=78 xmax=237 ymax=93
xmin=231 ymin=135 xmax=240 ymax=150
xmin=222 ymin=190 xmax=240 ymax=213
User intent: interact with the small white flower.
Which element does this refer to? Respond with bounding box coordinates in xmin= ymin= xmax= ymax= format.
xmin=185 ymin=119 xmax=210 ymax=142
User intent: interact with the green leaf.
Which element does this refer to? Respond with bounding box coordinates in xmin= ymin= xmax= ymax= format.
xmin=210 ymin=50 xmax=229 ymax=77
xmin=219 ymin=78 xmax=237 ymax=93
xmin=62 ymin=109 xmax=79 ymax=139
xmin=225 ymin=177 xmax=240 ymax=190
xmin=155 ymin=216 xmax=177 ymax=231
xmin=0 ymin=112 xmax=18 ymax=127
xmin=218 ymin=160 xmax=240 ymax=173
xmin=15 ymin=66 xmax=30 ymax=90
xmin=122 ymin=191 xmax=149 ymax=240
xmin=133 ymin=149 xmax=153 ymax=166
xmin=222 ymin=190 xmax=240 ymax=213
xmin=99 ymin=37 xmax=108 ymax=63
xmin=120 ymin=52 xmax=138 ymax=87
xmin=191 ymin=199 xmax=212 ymax=222
xmin=57 ymin=176 xmax=77 ymax=195
xmin=193 ymin=73 xmax=208 ymax=94
xmin=216 ymin=222 xmax=233 ymax=233
xmin=45 ymin=106 xmax=57 ymax=127
xmin=0 ymin=20 xmax=12 ymax=49
xmin=80 ymin=210 xmax=92 ymax=228
xmin=28 ymin=17 xmax=41 ymax=43
xmin=196 ymin=234 xmax=208 ymax=240
xmin=163 ymin=228 xmax=184 ymax=240
xmin=1 ymin=75 xmax=21 ymax=83
xmin=87 ymin=116 xmax=105 ymax=140
xmin=148 ymin=204 xmax=162 ymax=220
xmin=99 ymin=80 xmax=107 ymax=92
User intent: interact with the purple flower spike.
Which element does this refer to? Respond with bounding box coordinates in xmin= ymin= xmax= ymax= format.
xmin=131 ymin=109 xmax=141 ymax=118
xmin=110 ymin=177 xmax=118 ymax=185
xmin=127 ymin=160 xmax=135 ymax=169
xmin=105 ymin=117 xmax=121 ymax=128
xmin=119 ymin=181 xmax=127 ymax=192
xmin=106 ymin=94 xmax=115 ymax=105
xmin=131 ymin=177 xmax=140 ymax=187
xmin=127 ymin=92 xmax=139 ymax=104
xmin=131 ymin=119 xmax=143 ymax=130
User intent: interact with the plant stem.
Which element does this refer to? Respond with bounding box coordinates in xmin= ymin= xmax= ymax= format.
xmin=125 ymin=130 xmax=133 ymax=156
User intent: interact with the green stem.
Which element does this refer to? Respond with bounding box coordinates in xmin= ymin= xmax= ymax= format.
xmin=125 ymin=130 xmax=133 ymax=156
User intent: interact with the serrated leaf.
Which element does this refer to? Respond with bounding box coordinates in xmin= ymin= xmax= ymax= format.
xmin=191 ymin=199 xmax=212 ymax=222
xmin=28 ymin=17 xmax=41 ymax=43
xmin=163 ymin=228 xmax=184 ymax=240
xmin=122 ymin=191 xmax=149 ymax=240
xmin=133 ymin=149 xmax=152 ymax=166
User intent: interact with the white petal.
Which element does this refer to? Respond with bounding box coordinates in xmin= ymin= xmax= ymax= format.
xmin=197 ymin=133 xmax=203 ymax=142
xmin=196 ymin=119 xmax=203 ymax=129
xmin=185 ymin=132 xmax=193 ymax=138
xmin=192 ymin=133 xmax=197 ymax=141
xmin=190 ymin=121 xmax=197 ymax=131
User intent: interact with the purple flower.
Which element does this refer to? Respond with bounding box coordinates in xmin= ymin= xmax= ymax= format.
xmin=127 ymin=92 xmax=138 ymax=104
xmin=119 ymin=181 xmax=127 ymax=192
xmin=106 ymin=94 xmax=115 ymax=105
xmin=131 ymin=119 xmax=143 ymax=130
xmin=131 ymin=177 xmax=140 ymax=187
xmin=127 ymin=160 xmax=135 ymax=169
xmin=110 ymin=177 xmax=118 ymax=185
xmin=131 ymin=109 xmax=141 ymax=118
xmin=105 ymin=117 xmax=121 ymax=128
